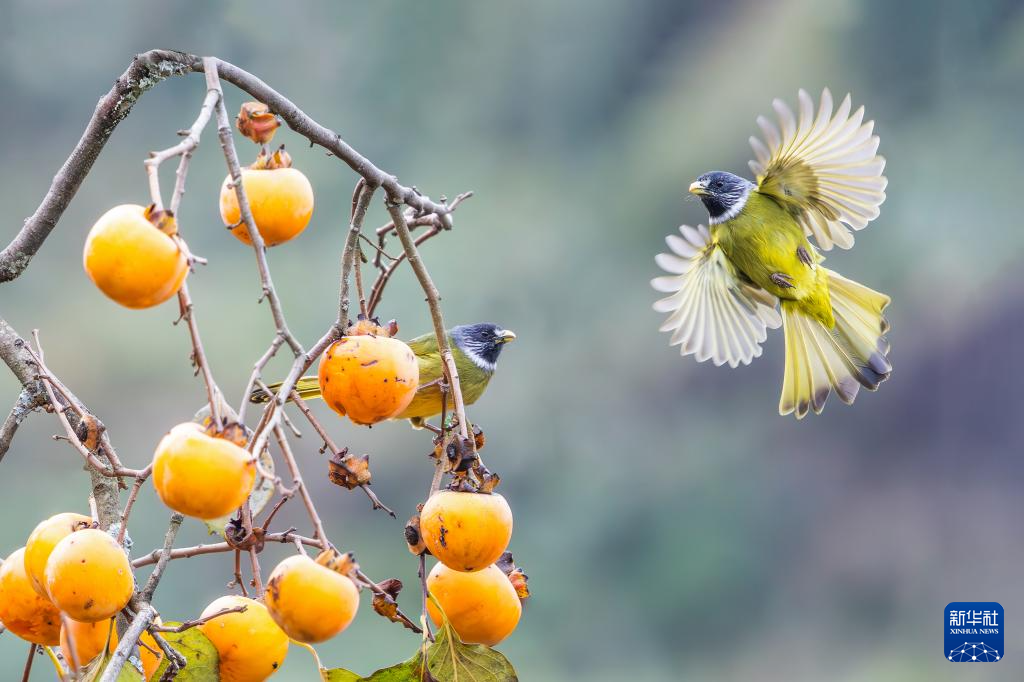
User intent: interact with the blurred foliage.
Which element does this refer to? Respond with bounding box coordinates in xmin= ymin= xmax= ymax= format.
xmin=2 ymin=0 xmax=1024 ymax=680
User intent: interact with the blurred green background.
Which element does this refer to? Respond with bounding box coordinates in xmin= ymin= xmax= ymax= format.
xmin=2 ymin=0 xmax=1023 ymax=679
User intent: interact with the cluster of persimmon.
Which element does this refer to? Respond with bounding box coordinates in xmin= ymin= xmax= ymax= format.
xmin=0 ymin=513 xmax=146 ymax=674
xmin=83 ymin=100 xmax=313 ymax=309
xmin=3 ymin=97 xmax=529 ymax=678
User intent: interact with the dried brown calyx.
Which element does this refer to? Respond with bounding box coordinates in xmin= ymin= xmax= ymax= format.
xmin=250 ymin=144 xmax=293 ymax=171
xmin=236 ymin=101 xmax=281 ymax=144
xmin=495 ymin=551 xmax=530 ymax=600
xmin=404 ymin=511 xmax=427 ymax=556
xmin=315 ymin=548 xmax=359 ymax=580
xmin=346 ymin=314 xmax=399 ymax=338
xmin=144 ymin=204 xmax=177 ymax=236
xmin=328 ymin=448 xmax=372 ymax=489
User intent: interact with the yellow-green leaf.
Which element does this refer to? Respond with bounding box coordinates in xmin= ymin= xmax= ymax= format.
xmin=323 ymin=654 xmax=422 ymax=681
xmin=151 ymin=623 xmax=220 ymax=680
xmin=79 ymin=651 xmax=144 ymax=682
xmin=426 ymin=620 xmax=517 ymax=682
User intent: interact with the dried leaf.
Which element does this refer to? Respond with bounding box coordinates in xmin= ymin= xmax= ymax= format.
xmin=237 ymin=101 xmax=280 ymax=143
xmin=328 ymin=451 xmax=372 ymax=489
xmin=151 ymin=623 xmax=220 ymax=680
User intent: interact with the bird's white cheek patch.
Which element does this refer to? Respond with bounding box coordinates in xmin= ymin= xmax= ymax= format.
xmin=709 ymin=187 xmax=752 ymax=225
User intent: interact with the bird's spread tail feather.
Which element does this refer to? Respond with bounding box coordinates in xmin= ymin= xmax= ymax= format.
xmin=249 ymin=376 xmax=322 ymax=404
xmin=779 ymin=268 xmax=891 ymax=418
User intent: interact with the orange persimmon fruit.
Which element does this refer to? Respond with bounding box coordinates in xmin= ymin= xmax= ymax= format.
xmin=426 ymin=563 xmax=521 ymax=646
xmin=0 ymin=547 xmax=61 ymax=645
xmin=419 ymin=490 xmax=513 ymax=572
xmin=83 ymin=204 xmax=189 ymax=308
xmin=44 ymin=529 xmax=133 ymax=623
xmin=60 ymin=616 xmax=162 ymax=678
xmin=152 ymin=422 xmax=256 ymax=520
xmin=219 ymin=147 xmax=314 ymax=247
xmin=317 ymin=335 xmax=419 ymax=425
xmin=199 ymin=595 xmax=289 ymax=681
xmin=24 ymin=512 xmax=92 ymax=598
xmin=265 ymin=554 xmax=360 ymax=643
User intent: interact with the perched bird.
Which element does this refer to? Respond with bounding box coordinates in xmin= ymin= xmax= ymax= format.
xmin=652 ymin=89 xmax=891 ymax=418
xmin=254 ymin=323 xmax=516 ymax=426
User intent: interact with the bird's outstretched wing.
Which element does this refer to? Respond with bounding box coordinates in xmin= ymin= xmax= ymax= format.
xmin=749 ymin=88 xmax=886 ymax=251
xmin=652 ymin=224 xmax=781 ymax=368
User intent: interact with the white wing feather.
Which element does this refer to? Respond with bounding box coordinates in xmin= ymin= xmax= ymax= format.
xmin=652 ymin=224 xmax=781 ymax=368
xmin=749 ymin=88 xmax=887 ymax=251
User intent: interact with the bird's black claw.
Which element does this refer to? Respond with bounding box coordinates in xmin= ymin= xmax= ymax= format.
xmin=797 ymin=246 xmax=813 ymax=267
xmin=770 ymin=272 xmax=795 ymax=288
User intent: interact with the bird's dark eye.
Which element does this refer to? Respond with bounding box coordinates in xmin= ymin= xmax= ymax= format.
xmin=713 ymin=181 xmax=723 ymax=189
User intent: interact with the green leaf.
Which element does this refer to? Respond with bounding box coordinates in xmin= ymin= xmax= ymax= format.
xmin=323 ymin=654 xmax=422 ymax=681
xmin=204 ymin=445 xmax=275 ymax=535
xmin=79 ymin=651 xmax=144 ymax=682
xmin=151 ymin=623 xmax=220 ymax=680
xmin=426 ymin=620 xmax=517 ymax=682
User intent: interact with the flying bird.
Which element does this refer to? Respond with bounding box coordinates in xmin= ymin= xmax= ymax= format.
xmin=254 ymin=323 xmax=516 ymax=426
xmin=652 ymin=89 xmax=891 ymax=418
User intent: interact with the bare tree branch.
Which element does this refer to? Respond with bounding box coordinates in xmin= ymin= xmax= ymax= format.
xmin=0 ymin=50 xmax=194 ymax=282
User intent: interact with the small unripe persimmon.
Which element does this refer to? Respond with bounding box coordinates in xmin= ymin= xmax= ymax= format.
xmin=44 ymin=528 xmax=133 ymax=623
xmin=83 ymin=204 xmax=189 ymax=308
xmin=265 ymin=555 xmax=360 ymax=643
xmin=60 ymin=617 xmax=162 ymax=678
xmin=420 ymin=491 xmax=513 ymax=572
xmin=426 ymin=563 xmax=521 ymax=646
xmin=220 ymin=164 xmax=314 ymax=247
xmin=318 ymin=335 xmax=419 ymax=425
xmin=0 ymin=548 xmax=61 ymax=645
xmin=152 ymin=422 xmax=256 ymax=520
xmin=200 ymin=595 xmax=289 ymax=682
xmin=24 ymin=512 xmax=93 ymax=598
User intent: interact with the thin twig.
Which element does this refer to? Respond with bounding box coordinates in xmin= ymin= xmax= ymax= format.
xmin=139 ymin=513 xmax=184 ymax=602
xmin=206 ymin=58 xmax=301 ymax=357
xmin=288 ymin=391 xmax=395 ymax=516
xmin=152 ymin=606 xmax=247 ymax=633
xmin=385 ymin=202 xmax=474 ymax=446
xmin=21 ymin=643 xmax=35 ymax=682
xmin=132 ymin=530 xmax=322 ymax=568
xmin=116 ymin=470 xmax=153 ymax=545
xmin=273 ymin=425 xmax=330 ymax=550
xmin=99 ymin=604 xmax=155 ymax=682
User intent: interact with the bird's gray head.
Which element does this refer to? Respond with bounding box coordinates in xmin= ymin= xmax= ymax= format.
xmin=451 ymin=323 xmax=516 ymax=372
xmin=688 ymin=171 xmax=754 ymax=224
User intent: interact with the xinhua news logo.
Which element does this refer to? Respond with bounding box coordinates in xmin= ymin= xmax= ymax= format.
xmin=945 ymin=602 xmax=1003 ymax=662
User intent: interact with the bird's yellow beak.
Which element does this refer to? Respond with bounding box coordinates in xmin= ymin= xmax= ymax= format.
xmin=688 ymin=180 xmax=707 ymax=196
xmin=496 ymin=329 xmax=516 ymax=344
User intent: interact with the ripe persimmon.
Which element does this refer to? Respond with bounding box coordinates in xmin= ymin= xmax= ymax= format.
xmin=318 ymin=335 xmax=419 ymax=425
xmin=152 ymin=422 xmax=256 ymax=520
xmin=426 ymin=563 xmax=521 ymax=646
xmin=199 ymin=595 xmax=289 ymax=681
xmin=60 ymin=617 xmax=162 ymax=677
xmin=24 ymin=511 xmax=92 ymax=598
xmin=219 ymin=147 xmax=314 ymax=247
xmin=44 ymin=528 xmax=133 ymax=622
xmin=83 ymin=204 xmax=189 ymax=308
xmin=265 ymin=554 xmax=360 ymax=643
xmin=420 ymin=491 xmax=513 ymax=572
xmin=0 ymin=547 xmax=61 ymax=645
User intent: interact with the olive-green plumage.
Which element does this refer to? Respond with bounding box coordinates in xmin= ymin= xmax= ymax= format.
xmin=256 ymin=323 xmax=515 ymax=426
xmin=652 ymin=88 xmax=893 ymax=418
